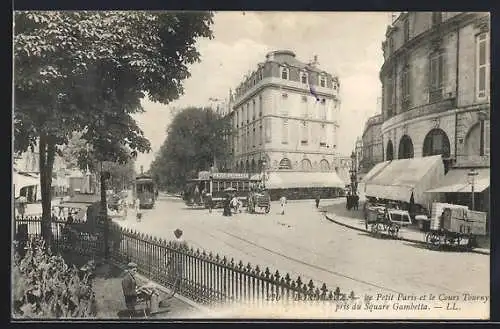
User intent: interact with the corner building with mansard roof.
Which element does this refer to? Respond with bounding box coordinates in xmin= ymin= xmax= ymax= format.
xmin=227 ymin=50 xmax=342 ymax=176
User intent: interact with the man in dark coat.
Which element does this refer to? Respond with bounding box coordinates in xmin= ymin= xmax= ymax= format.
xmin=315 ymin=195 xmax=321 ymax=209
xmin=122 ymin=262 xmax=139 ymax=316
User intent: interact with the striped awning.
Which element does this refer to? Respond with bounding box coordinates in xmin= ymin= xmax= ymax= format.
xmin=263 ymin=171 xmax=345 ymax=189
xmin=426 ymin=168 xmax=490 ymax=193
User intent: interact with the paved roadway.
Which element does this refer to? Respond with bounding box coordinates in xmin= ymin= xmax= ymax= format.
xmin=114 ymin=194 xmax=489 ymax=303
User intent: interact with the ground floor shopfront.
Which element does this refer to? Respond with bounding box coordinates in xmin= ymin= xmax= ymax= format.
xmin=362 ymin=156 xmax=490 ymax=220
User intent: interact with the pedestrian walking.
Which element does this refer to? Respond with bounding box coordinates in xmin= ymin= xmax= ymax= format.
xmin=315 ymin=195 xmax=321 ymax=209
xmin=165 ymin=229 xmax=188 ymax=299
xmin=354 ymin=194 xmax=359 ymax=210
xmin=280 ymin=195 xmax=287 ymax=215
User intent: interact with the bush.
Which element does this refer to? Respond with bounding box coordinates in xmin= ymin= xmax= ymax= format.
xmin=12 ymin=237 xmax=97 ymax=318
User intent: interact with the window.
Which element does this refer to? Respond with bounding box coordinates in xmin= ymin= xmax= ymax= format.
xmin=320 ymin=124 xmax=327 ymax=146
xmin=265 ymin=118 xmax=272 ymax=143
xmin=404 ymin=18 xmax=410 ymax=42
xmin=301 ymin=96 xmax=308 ymax=118
xmin=319 ymin=75 xmax=326 ymax=87
xmin=252 ymin=99 xmax=256 ymax=121
xmin=281 ymin=119 xmax=289 ymax=144
xmin=476 ymin=33 xmax=490 ymax=100
xmin=247 ymin=103 xmax=250 ymax=123
xmin=301 ymin=121 xmax=308 ymax=145
xmin=259 ymin=124 xmax=263 ymax=145
xmin=401 ymin=66 xmax=410 ymax=110
xmin=252 ymin=126 xmax=256 ymax=147
xmin=429 ymin=51 xmax=444 ymax=102
xmin=280 ymin=93 xmax=288 ymax=115
xmin=301 ymin=72 xmax=308 ymax=84
xmin=281 ymin=66 xmax=289 ymax=80
xmin=320 ymin=100 xmax=327 ymax=120
xmin=432 ymin=12 xmax=442 ymax=26
xmin=259 ymin=95 xmax=263 ymax=117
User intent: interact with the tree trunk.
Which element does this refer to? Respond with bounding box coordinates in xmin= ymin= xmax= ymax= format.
xmin=39 ymin=135 xmax=56 ymax=247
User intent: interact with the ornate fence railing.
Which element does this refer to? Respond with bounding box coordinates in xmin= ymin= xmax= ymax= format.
xmin=14 ymin=216 xmax=357 ymax=306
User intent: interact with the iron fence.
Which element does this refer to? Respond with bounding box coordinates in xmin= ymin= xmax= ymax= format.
xmin=14 ymin=216 xmax=356 ymax=306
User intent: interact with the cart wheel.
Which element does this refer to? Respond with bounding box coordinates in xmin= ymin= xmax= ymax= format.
xmin=388 ymin=224 xmax=399 ymax=238
xmin=370 ymin=223 xmax=381 ymax=237
xmin=426 ymin=231 xmax=441 ymax=250
xmin=265 ymin=205 xmax=270 ymax=214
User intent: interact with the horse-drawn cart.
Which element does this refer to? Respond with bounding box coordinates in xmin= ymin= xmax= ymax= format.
xmin=425 ymin=203 xmax=487 ymax=251
xmin=247 ymin=189 xmax=271 ymax=214
xmin=366 ymin=206 xmax=412 ymax=239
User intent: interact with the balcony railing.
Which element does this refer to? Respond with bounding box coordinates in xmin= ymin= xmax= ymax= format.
xmin=382 ymin=97 xmax=455 ymax=131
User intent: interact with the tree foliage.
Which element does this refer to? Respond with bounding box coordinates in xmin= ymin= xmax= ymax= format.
xmin=151 ymin=107 xmax=231 ymax=191
xmin=61 ymin=132 xmax=136 ymax=192
xmin=14 ymin=11 xmax=214 ymax=242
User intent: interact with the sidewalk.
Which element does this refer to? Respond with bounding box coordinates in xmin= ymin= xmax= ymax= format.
xmin=321 ymin=202 xmax=490 ymax=256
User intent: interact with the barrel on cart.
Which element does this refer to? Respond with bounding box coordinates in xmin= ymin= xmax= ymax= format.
xmin=425 ymin=203 xmax=487 ymax=251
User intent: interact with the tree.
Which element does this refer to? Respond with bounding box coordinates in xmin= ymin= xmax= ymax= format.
xmin=61 ymin=132 xmax=136 ymax=192
xmin=14 ymin=11 xmax=214 ymax=243
xmin=151 ymin=107 xmax=231 ymax=191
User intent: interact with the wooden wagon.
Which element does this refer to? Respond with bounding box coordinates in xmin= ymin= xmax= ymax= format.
xmin=425 ymin=203 xmax=487 ymax=251
xmin=366 ymin=206 xmax=412 ymax=239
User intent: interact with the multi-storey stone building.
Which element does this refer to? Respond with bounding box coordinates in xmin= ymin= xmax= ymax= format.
xmin=360 ymin=114 xmax=384 ymax=173
xmin=380 ymin=12 xmax=489 ymax=166
xmin=227 ymin=50 xmax=341 ymax=174
xmin=364 ymin=12 xmax=490 ymax=217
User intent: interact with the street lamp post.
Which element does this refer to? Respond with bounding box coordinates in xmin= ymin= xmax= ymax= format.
xmin=350 ymin=151 xmax=358 ymax=195
xmin=467 ymin=169 xmax=478 ymax=211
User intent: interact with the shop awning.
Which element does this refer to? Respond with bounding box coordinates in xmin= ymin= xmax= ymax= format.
xmin=426 ymin=168 xmax=490 ymax=193
xmin=364 ymin=155 xmax=445 ymax=204
xmin=361 ymin=161 xmax=391 ymax=183
xmin=263 ymin=171 xmax=345 ymax=189
xmin=13 ymin=172 xmax=39 ymax=197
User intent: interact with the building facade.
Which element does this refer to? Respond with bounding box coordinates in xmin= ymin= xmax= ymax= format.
xmin=227 ymin=50 xmax=341 ymax=174
xmin=360 ymin=114 xmax=384 ymax=173
xmin=380 ymin=12 xmax=490 ymax=168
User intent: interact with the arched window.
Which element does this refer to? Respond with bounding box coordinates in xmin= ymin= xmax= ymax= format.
xmin=300 ymin=159 xmax=312 ymax=171
xmin=386 ymin=140 xmax=394 ymax=161
xmin=251 ymin=159 xmax=256 ymax=173
xmin=464 ymin=123 xmax=484 ymax=157
xmin=240 ymin=161 xmax=244 ymax=172
xmin=245 ymin=160 xmax=249 ymax=173
xmin=422 ymin=128 xmax=451 ymax=158
xmin=279 ymin=158 xmax=292 ymax=170
xmin=398 ymin=135 xmax=414 ymax=159
xmin=319 ymin=159 xmax=330 ymax=172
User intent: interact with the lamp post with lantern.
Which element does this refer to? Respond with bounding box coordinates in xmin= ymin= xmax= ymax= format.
xmin=467 ymin=169 xmax=478 ymax=211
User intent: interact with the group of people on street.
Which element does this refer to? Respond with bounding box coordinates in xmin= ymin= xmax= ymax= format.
xmin=346 ymin=192 xmax=359 ymax=210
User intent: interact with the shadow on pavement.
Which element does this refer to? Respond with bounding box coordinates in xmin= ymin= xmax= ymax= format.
xmin=401 ymin=242 xmax=472 ymax=253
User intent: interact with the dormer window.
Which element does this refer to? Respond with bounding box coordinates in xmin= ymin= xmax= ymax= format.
xmin=281 ymin=66 xmax=289 ymax=80
xmin=301 ymin=72 xmax=308 ymax=84
xmin=319 ymin=74 xmax=326 ymax=87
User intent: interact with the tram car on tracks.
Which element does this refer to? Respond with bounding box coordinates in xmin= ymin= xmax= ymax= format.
xmin=425 ymin=203 xmax=487 ymax=251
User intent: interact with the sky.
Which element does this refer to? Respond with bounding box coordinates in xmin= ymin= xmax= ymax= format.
xmin=133 ymin=11 xmax=394 ymax=172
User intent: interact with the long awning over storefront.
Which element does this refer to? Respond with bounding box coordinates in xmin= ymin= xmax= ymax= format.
xmin=426 ymin=168 xmax=490 ymax=193
xmin=254 ymin=171 xmax=345 ymax=189
xmin=364 ymin=155 xmax=445 ymax=204
xmin=13 ymin=172 xmax=39 ymax=197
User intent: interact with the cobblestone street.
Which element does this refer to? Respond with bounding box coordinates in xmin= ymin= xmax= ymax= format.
xmin=114 ymin=195 xmax=489 ymax=310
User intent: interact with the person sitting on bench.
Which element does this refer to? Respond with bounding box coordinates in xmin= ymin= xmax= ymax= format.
xmin=122 ymin=262 xmax=139 ymax=317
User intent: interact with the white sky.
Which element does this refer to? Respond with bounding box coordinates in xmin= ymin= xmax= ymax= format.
xmin=133 ymin=11 xmax=393 ymax=171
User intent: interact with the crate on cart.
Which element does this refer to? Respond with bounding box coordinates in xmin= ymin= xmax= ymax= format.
xmin=426 ymin=202 xmax=487 ymax=251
